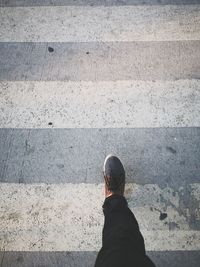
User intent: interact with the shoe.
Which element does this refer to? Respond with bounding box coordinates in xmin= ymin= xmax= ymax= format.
xmin=103 ymin=154 xmax=125 ymax=197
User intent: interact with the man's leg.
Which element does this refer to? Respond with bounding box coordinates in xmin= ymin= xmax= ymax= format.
xmin=95 ymin=155 xmax=156 ymax=267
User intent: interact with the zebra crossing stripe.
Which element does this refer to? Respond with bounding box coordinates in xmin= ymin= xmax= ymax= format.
xmin=0 ymin=5 xmax=200 ymax=42
xmin=0 ymin=183 xmax=199 ymax=251
xmin=1 ymin=80 xmax=200 ymax=128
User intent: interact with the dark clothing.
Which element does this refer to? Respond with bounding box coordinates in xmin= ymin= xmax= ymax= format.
xmin=95 ymin=194 xmax=156 ymax=267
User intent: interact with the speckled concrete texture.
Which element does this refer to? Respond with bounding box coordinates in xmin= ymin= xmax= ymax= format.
xmin=0 ymin=128 xmax=199 ymax=187
xmin=0 ymin=1 xmax=200 ymax=266
xmin=0 ymin=41 xmax=200 ymax=81
xmin=0 ymin=251 xmax=98 ymax=267
xmin=0 ymin=183 xmax=199 ymax=251
xmin=0 ymin=6 xmax=200 ymax=42
xmin=1 ymin=0 xmax=200 ymax=6
xmin=0 ymin=251 xmax=199 ymax=267
xmin=0 ymin=80 xmax=200 ymax=128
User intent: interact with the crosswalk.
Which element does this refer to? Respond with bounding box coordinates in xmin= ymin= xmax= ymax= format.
xmin=1 ymin=80 xmax=200 ymax=128
xmin=0 ymin=1 xmax=200 ymax=267
xmin=1 ymin=183 xmax=200 ymax=251
xmin=1 ymin=6 xmax=200 ymax=42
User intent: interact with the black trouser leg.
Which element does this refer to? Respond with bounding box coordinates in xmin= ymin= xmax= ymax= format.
xmin=95 ymin=194 xmax=156 ymax=267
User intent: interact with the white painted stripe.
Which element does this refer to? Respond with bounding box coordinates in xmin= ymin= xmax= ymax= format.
xmin=0 ymin=183 xmax=199 ymax=251
xmin=0 ymin=80 xmax=200 ymax=128
xmin=0 ymin=6 xmax=200 ymax=42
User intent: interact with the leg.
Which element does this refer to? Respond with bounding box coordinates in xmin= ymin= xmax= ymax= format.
xmin=95 ymin=155 xmax=156 ymax=267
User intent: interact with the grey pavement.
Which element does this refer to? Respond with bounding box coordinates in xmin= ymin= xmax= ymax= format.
xmin=1 ymin=0 xmax=200 ymax=6
xmin=0 ymin=0 xmax=200 ymax=266
xmin=0 ymin=41 xmax=200 ymax=81
xmin=0 ymin=128 xmax=200 ymax=187
xmin=0 ymin=251 xmax=200 ymax=267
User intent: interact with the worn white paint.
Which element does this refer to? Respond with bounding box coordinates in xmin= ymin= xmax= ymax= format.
xmin=0 ymin=183 xmax=199 ymax=251
xmin=0 ymin=6 xmax=200 ymax=42
xmin=0 ymin=80 xmax=200 ymax=128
